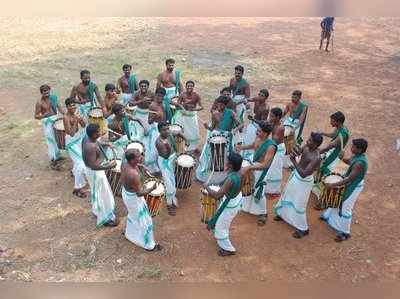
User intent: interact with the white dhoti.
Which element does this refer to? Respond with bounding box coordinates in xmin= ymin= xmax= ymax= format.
xmin=121 ymin=93 xmax=132 ymax=106
xmin=65 ymin=130 xmax=86 ymax=189
xmin=232 ymin=95 xmax=246 ymax=145
xmin=242 ymin=169 xmax=267 ymax=215
xmin=274 ymin=170 xmax=313 ymax=231
xmin=144 ymin=123 xmax=160 ymax=173
xmin=283 ymin=117 xmax=300 ymax=168
xmin=122 ymin=187 xmax=156 ymax=250
xmin=41 ymin=115 xmax=60 ymax=161
xmin=240 ymin=121 xmax=257 ymax=160
xmin=129 ymin=120 xmax=145 ymax=140
xmin=158 ymin=153 xmax=177 ymax=206
xmin=165 ymin=87 xmax=177 ymax=102
xmin=321 ymin=180 xmax=364 ymax=235
xmin=134 ymin=107 xmax=149 ymax=129
xmin=79 ymin=102 xmax=92 ymax=120
xmin=172 ymin=110 xmax=200 ymax=151
xmin=265 ymin=143 xmax=286 ymax=194
xmin=85 ymin=167 xmax=116 ymax=227
xmin=214 ymin=193 xmax=242 ymax=252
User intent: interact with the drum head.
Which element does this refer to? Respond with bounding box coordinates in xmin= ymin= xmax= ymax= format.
xmin=53 ymin=119 xmax=64 ymax=130
xmin=242 ymin=159 xmax=251 ymax=167
xmin=210 ymin=136 xmax=227 ymax=144
xmin=89 ymin=107 xmax=103 ymax=117
xmin=126 ymin=141 xmax=144 ymax=154
xmin=126 ymin=104 xmax=135 ymax=112
xmin=202 ymin=185 xmax=220 ymax=195
xmin=284 ymin=126 xmax=293 ymax=137
xmin=177 ymin=154 xmax=195 ymax=167
xmin=324 ymin=174 xmax=342 ymax=184
xmin=169 ymin=124 xmax=182 ymax=134
xmin=145 ymin=180 xmax=165 ymax=196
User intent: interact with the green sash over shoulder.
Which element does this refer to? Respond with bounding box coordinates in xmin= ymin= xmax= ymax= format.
xmin=49 ymin=94 xmax=58 ymax=114
xmin=232 ymin=78 xmax=247 ymax=97
xmin=128 ymin=74 xmax=137 ymax=94
xmin=342 ymin=154 xmax=368 ymax=202
xmin=175 ymin=70 xmax=181 ymax=94
xmin=219 ymin=108 xmax=234 ymax=132
xmin=122 ymin=115 xmax=131 ymax=140
xmin=168 ymin=133 xmax=177 ymax=153
xmin=253 ymin=139 xmax=277 ymax=201
xmin=87 ymin=81 xmax=97 ymax=108
xmin=291 ymin=100 xmax=307 ymax=144
xmin=320 ymin=126 xmax=350 ymax=176
xmin=163 ymin=96 xmax=173 ymax=122
xmin=207 ymin=172 xmax=241 ymax=228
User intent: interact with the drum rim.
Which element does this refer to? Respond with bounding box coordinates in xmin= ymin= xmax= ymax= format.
xmin=88 ymin=107 xmax=104 ymax=118
xmin=53 ymin=117 xmax=65 ymax=130
xmin=125 ymin=140 xmax=146 ymax=153
xmin=169 ymin=123 xmax=183 ymax=134
xmin=143 ymin=178 xmax=166 ymax=196
xmin=321 ymin=172 xmax=344 ymax=188
xmin=176 ymin=152 xmax=196 ymax=166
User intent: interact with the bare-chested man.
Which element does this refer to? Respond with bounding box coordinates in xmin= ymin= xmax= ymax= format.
xmin=108 ymin=103 xmax=145 ymax=142
xmin=236 ymin=121 xmax=277 ymax=225
xmin=211 ymin=87 xmax=235 ymax=112
xmin=103 ymin=83 xmax=119 ymax=118
xmin=120 ymin=149 xmax=162 ymax=251
xmin=82 ymin=123 xmax=118 ymax=227
xmin=156 ymin=58 xmax=183 ymax=103
xmin=283 ymin=90 xmax=308 ymax=144
xmin=274 ymin=132 xmax=323 ymax=238
xmin=247 ymin=89 xmax=270 ymax=121
xmin=63 ymin=98 xmax=87 ymax=198
xmin=173 ymin=80 xmax=203 ymax=152
xmin=128 ymin=80 xmax=154 ymax=126
xmin=117 ymin=64 xmax=139 ymax=105
xmin=229 ymin=65 xmax=251 ymax=124
xmin=34 ymin=84 xmax=65 ymax=170
xmin=149 ymin=87 xmax=166 ymax=123
xmin=70 ymin=70 xmax=103 ymax=119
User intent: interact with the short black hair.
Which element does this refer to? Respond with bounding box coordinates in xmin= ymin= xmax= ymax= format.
xmin=292 ymin=90 xmax=302 ymax=98
xmin=311 ymin=132 xmax=323 ymax=147
xmin=259 ymin=89 xmax=269 ymax=98
xmin=235 ymin=65 xmax=244 ymax=73
xmin=65 ymin=97 xmax=75 ymax=106
xmin=155 ymin=87 xmax=166 ymax=96
xmin=270 ymin=107 xmax=283 ymax=119
xmin=157 ymin=121 xmax=169 ymax=131
xmin=105 ymin=83 xmax=116 ymax=92
xmin=228 ymin=152 xmax=243 ymax=172
xmin=166 ymin=58 xmax=175 ymax=65
xmin=40 ymin=84 xmax=50 ymax=93
xmin=112 ymin=103 xmax=125 ymax=114
xmin=139 ymin=80 xmax=150 ymax=86
xmin=353 ymin=138 xmax=368 ymax=153
xmin=220 ymin=87 xmax=231 ymax=94
xmin=258 ymin=121 xmax=273 ymax=134
xmin=216 ymin=95 xmax=229 ymax=106
xmin=330 ymin=111 xmax=345 ymax=124
xmin=125 ymin=149 xmax=138 ymax=162
xmin=80 ymin=69 xmax=90 ymax=77
xmin=186 ymin=80 xmax=195 ymax=86
xmin=122 ymin=64 xmax=132 ymax=70
xmin=86 ymin=123 xmax=99 ymax=138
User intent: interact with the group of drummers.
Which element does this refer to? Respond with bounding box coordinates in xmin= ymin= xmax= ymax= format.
xmin=34 ymin=59 xmax=369 ymax=256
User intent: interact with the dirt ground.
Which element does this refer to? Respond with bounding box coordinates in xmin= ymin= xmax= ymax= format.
xmin=0 ymin=17 xmax=399 ymax=282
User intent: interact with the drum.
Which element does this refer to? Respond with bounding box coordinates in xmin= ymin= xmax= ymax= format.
xmin=174 ymin=153 xmax=196 ymax=189
xmin=125 ymin=104 xmax=136 ymax=117
xmin=143 ymin=179 xmax=166 ymax=217
xmin=320 ymin=173 xmax=345 ymax=209
xmin=126 ymin=140 xmax=145 ymax=156
xmin=209 ymin=135 xmax=227 ymax=172
xmin=105 ymin=159 xmax=123 ymax=197
xmin=169 ymin=124 xmax=185 ymax=154
xmin=241 ymin=159 xmax=254 ymax=196
xmin=283 ymin=125 xmax=295 ymax=155
xmin=200 ymin=186 xmax=220 ymax=223
xmin=88 ymin=107 xmax=107 ymax=136
xmin=53 ymin=118 xmax=65 ymax=150
xmin=313 ymin=153 xmax=327 ymax=184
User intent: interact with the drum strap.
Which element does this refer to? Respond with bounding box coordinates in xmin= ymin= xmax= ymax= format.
xmin=253 ymin=140 xmax=277 ymax=201
xmin=49 ymin=94 xmax=58 ymax=114
xmin=128 ymin=74 xmax=137 ymax=94
xmin=342 ymin=154 xmax=368 ymax=203
xmin=88 ymin=81 xmax=97 ymax=108
xmin=97 ymin=141 xmax=109 ymax=161
xmin=175 ymin=70 xmax=181 ymax=94
xmin=122 ymin=115 xmax=131 ymax=140
xmin=163 ymin=95 xmax=174 ymax=123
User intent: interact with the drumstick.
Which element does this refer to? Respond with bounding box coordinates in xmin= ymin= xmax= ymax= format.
xmin=138 ymin=163 xmax=155 ymax=178
xmin=205 ymin=169 xmax=214 ymax=186
xmin=107 ymin=128 xmax=123 ymax=137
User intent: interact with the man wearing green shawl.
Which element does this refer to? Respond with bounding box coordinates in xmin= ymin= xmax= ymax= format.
xmin=117 ymin=64 xmax=139 ymax=106
xmin=157 ymin=58 xmax=183 ymax=108
xmin=204 ymin=152 xmax=243 ymax=257
xmin=236 ymin=122 xmax=276 ymax=226
xmin=70 ymin=70 xmax=103 ymax=119
xmin=34 ymin=84 xmax=65 ymax=170
xmin=320 ymin=139 xmax=368 ymax=242
xmin=312 ymin=111 xmax=350 ymax=198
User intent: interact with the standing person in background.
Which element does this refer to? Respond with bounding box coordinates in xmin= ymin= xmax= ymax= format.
xmin=320 ymin=17 xmax=335 ymax=52
xmin=34 ymin=84 xmax=65 ymax=170
xmin=103 ymin=83 xmax=119 ymax=118
xmin=117 ymin=64 xmax=139 ymax=105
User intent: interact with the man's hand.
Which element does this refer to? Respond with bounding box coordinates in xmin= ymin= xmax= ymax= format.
xmin=338 ymin=151 xmax=345 ymax=160
xmin=289 ymin=152 xmax=297 ymax=162
xmin=108 ymin=160 xmax=117 ymax=168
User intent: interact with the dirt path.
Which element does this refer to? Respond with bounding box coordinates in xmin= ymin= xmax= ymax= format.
xmin=0 ymin=18 xmax=399 ymax=282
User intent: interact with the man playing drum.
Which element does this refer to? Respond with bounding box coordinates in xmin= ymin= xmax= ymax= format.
xmin=265 ymin=107 xmax=286 ymax=197
xmin=320 ymin=17 xmax=335 ymax=52
xmin=82 ymin=124 xmax=118 ymax=227
xmin=236 ymin=122 xmax=277 ymax=226
xmin=103 ymin=83 xmax=119 ymax=118
xmin=63 ymin=98 xmax=87 ymax=198
xmin=229 ymin=65 xmax=250 ymax=125
xmin=156 ymin=121 xmax=179 ymax=216
xmin=128 ymin=80 xmax=154 ymax=126
xmin=34 ymin=84 xmax=65 ymax=170
xmin=117 ymin=64 xmax=139 ymax=105
xmin=274 ymin=132 xmax=323 ymax=238
xmin=196 ymin=96 xmax=242 ymax=182
xmin=143 ymin=108 xmax=161 ymax=173
xmin=320 ymin=138 xmax=368 ymax=242
xmin=210 ymin=87 xmax=235 ymax=112
xmin=149 ymin=87 xmax=167 ymax=123
xmin=172 ymin=80 xmax=204 ymax=153
xmin=70 ymin=70 xmax=104 ymax=119
xmin=204 ymin=152 xmax=243 ymax=257
xmin=120 ymin=149 xmax=162 ymax=252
